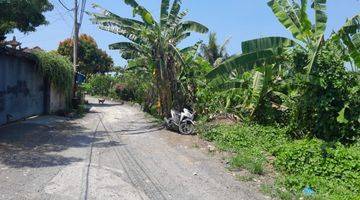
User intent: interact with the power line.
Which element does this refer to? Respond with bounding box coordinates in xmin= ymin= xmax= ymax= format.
xmin=58 ymin=0 xmax=72 ymax=11
xmin=54 ymin=5 xmax=71 ymax=27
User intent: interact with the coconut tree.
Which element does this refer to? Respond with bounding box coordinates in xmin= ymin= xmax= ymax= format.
xmin=89 ymin=0 xmax=208 ymax=116
xmin=200 ymin=32 xmax=230 ymax=67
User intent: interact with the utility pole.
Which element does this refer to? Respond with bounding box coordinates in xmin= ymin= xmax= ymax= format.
xmin=73 ymin=0 xmax=79 ymax=72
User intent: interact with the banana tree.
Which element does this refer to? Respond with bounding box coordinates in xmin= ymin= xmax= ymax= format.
xmin=205 ymin=0 xmax=359 ymax=119
xmin=331 ymin=14 xmax=360 ymax=70
xmin=89 ymin=0 xmax=208 ymax=116
xmin=205 ymin=36 xmax=294 ymax=117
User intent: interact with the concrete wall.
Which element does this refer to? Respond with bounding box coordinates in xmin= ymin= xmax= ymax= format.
xmin=0 ymin=53 xmax=45 ymax=125
xmin=0 ymin=48 xmax=71 ymax=125
xmin=49 ymin=84 xmax=67 ymax=114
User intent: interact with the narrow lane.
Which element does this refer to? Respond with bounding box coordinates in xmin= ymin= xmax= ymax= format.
xmin=0 ymin=97 xmax=266 ymax=200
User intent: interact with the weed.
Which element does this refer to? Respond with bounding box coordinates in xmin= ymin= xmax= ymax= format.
xmin=236 ymin=174 xmax=255 ymax=182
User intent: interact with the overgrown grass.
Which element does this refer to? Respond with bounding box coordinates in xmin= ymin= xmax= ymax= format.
xmin=199 ymin=123 xmax=288 ymax=175
xmin=198 ymin=123 xmax=360 ymax=199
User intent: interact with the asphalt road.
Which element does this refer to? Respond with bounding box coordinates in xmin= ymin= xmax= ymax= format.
xmin=0 ymin=97 xmax=265 ymax=200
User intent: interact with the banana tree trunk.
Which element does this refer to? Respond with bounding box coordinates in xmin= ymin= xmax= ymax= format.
xmin=154 ymin=66 xmax=172 ymax=117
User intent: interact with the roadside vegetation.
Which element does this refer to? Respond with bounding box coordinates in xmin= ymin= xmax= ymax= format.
xmin=33 ymin=50 xmax=74 ymax=92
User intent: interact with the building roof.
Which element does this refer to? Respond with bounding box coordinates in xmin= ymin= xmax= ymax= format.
xmin=0 ymin=46 xmax=38 ymax=63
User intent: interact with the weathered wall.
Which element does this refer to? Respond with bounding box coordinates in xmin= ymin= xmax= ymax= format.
xmin=0 ymin=53 xmax=45 ymax=125
xmin=49 ymin=84 xmax=67 ymax=114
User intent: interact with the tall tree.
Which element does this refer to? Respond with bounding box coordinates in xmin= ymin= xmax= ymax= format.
xmin=0 ymin=0 xmax=53 ymax=41
xmin=57 ymin=34 xmax=114 ymax=75
xmin=200 ymin=32 xmax=230 ymax=67
xmin=90 ymin=0 xmax=208 ymax=116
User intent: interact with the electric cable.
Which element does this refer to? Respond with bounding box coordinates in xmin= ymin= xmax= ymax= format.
xmin=58 ymin=0 xmax=72 ymax=11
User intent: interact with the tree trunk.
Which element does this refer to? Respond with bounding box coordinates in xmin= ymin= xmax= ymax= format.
xmin=155 ymin=66 xmax=172 ymax=117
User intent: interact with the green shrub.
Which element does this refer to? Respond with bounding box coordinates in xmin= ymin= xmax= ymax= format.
xmin=274 ymin=139 xmax=360 ymax=199
xmin=33 ymin=51 xmax=73 ymax=92
xmin=290 ymin=42 xmax=360 ymax=142
xmin=86 ymin=74 xmax=115 ymax=97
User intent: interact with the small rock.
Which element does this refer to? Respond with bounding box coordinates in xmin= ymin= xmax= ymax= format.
xmin=207 ymin=145 xmax=216 ymax=152
xmin=193 ymin=172 xmax=198 ymax=176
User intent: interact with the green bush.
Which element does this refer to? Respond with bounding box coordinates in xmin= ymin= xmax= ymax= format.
xmin=33 ymin=51 xmax=73 ymax=92
xmin=290 ymin=42 xmax=360 ymax=142
xmin=85 ymin=74 xmax=115 ymax=97
xmin=274 ymin=139 xmax=360 ymax=199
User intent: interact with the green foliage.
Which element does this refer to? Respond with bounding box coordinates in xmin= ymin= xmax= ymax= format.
xmin=230 ymin=151 xmax=266 ymax=175
xmin=57 ymin=34 xmax=114 ymax=75
xmin=331 ymin=14 xmax=360 ymax=69
xmin=0 ymin=0 xmax=53 ymax=40
xmin=33 ymin=50 xmax=73 ymax=92
xmin=90 ymin=0 xmax=208 ymax=116
xmin=200 ymin=123 xmax=360 ymax=199
xmin=180 ymin=55 xmax=213 ymax=109
xmin=84 ymin=74 xmax=116 ymax=97
xmin=200 ymin=124 xmax=288 ymax=176
xmin=289 ymin=42 xmax=360 ymax=141
xmin=274 ymin=139 xmax=360 ymax=199
xmin=200 ymin=32 xmax=230 ymax=67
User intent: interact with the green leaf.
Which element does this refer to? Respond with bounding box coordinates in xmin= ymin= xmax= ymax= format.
xmin=123 ymin=0 xmax=155 ymax=25
xmin=268 ymin=0 xmax=304 ymax=41
xmin=335 ymin=14 xmax=360 ymax=68
xmin=168 ymin=0 xmax=182 ymax=23
xmin=180 ymin=21 xmax=209 ymax=34
xmin=250 ymin=71 xmax=265 ymax=109
xmin=300 ymin=0 xmax=312 ymax=34
xmin=241 ymin=36 xmax=296 ymax=54
xmin=206 ymin=50 xmax=275 ymax=80
xmin=337 ymin=104 xmax=349 ymax=124
xmin=160 ymin=0 xmax=170 ymax=25
xmin=306 ymin=34 xmax=324 ymax=74
xmin=312 ymin=0 xmax=327 ymax=37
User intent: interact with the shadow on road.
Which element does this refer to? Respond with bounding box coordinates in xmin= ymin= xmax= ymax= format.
xmin=88 ymin=103 xmax=124 ymax=108
xmin=0 ymin=118 xmax=123 ymax=169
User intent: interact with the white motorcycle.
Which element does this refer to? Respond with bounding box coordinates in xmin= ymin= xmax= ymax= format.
xmin=165 ymin=108 xmax=195 ymax=135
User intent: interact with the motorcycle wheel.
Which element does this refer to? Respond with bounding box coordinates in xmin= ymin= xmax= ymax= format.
xmin=179 ymin=121 xmax=195 ymax=135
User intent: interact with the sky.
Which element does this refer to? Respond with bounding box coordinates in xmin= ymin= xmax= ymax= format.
xmin=9 ymin=0 xmax=360 ymax=67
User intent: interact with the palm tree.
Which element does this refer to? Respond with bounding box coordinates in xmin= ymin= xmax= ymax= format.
xmin=89 ymin=0 xmax=208 ymax=116
xmin=200 ymin=32 xmax=230 ymax=67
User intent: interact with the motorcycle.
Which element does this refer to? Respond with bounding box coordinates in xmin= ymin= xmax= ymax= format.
xmin=164 ymin=108 xmax=195 ymax=135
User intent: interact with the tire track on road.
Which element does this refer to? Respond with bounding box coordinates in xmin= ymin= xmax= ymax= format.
xmin=80 ymin=114 xmax=101 ymax=200
xmin=97 ymin=111 xmax=168 ymax=200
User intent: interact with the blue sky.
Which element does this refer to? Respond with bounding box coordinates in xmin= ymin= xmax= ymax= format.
xmin=10 ymin=0 xmax=360 ymax=66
